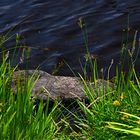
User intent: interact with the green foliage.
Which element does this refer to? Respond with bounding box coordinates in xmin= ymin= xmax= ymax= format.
xmin=0 ymin=38 xmax=60 ymax=139
xmin=71 ymin=26 xmax=140 ymax=139
xmin=0 ymin=22 xmax=140 ymax=139
xmin=106 ymin=112 xmax=140 ymax=137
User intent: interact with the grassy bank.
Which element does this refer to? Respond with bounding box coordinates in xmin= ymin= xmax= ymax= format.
xmin=0 ymin=31 xmax=140 ymax=140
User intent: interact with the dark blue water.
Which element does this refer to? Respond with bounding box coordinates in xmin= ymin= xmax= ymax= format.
xmin=0 ymin=0 xmax=140 ymax=77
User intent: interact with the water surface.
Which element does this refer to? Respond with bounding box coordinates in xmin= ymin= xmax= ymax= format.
xmin=0 ymin=0 xmax=140 ymax=77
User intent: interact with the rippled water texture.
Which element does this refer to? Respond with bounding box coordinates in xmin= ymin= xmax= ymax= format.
xmin=0 ymin=0 xmax=140 ymax=77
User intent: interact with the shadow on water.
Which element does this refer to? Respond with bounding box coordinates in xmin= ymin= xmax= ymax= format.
xmin=0 ymin=0 xmax=140 ymax=77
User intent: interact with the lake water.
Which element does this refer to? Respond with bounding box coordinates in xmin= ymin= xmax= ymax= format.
xmin=0 ymin=0 xmax=140 ymax=77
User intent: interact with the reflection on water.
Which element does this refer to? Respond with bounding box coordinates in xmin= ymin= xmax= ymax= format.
xmin=0 ymin=0 xmax=140 ymax=77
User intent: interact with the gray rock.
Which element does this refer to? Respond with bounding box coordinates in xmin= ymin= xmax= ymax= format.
xmin=12 ymin=70 xmax=114 ymax=101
